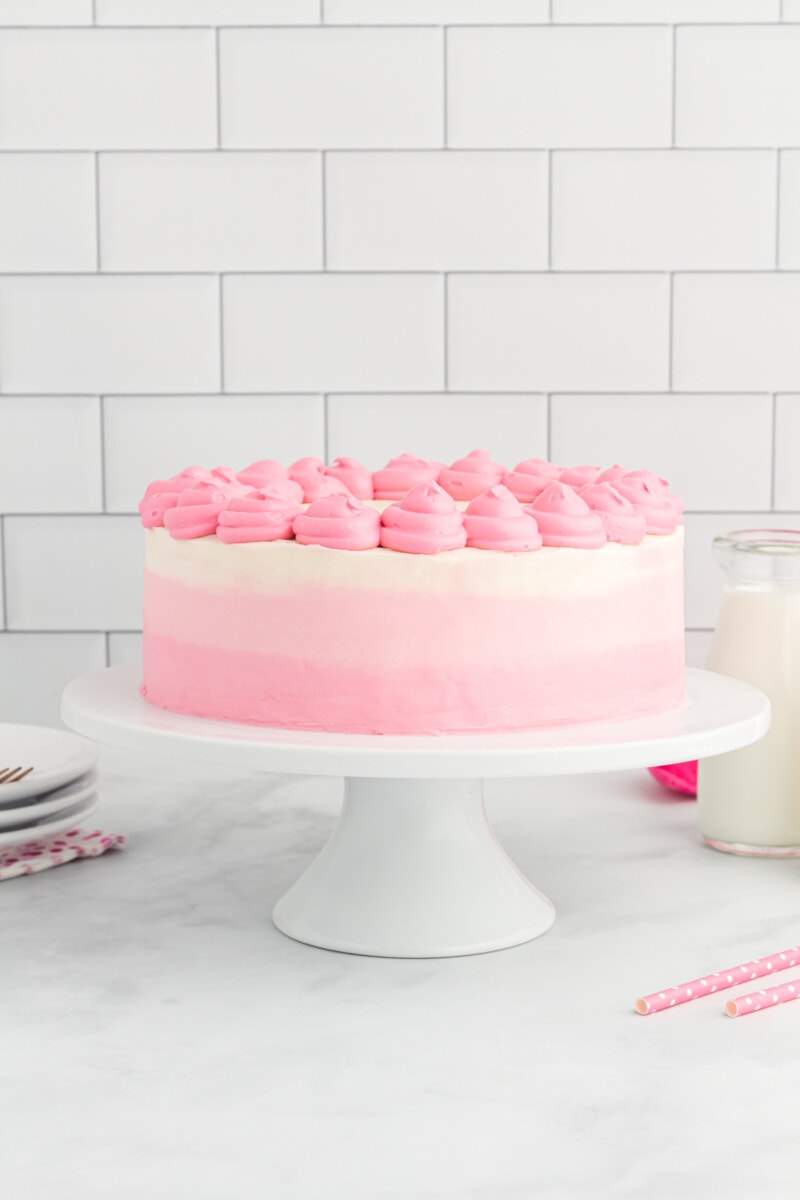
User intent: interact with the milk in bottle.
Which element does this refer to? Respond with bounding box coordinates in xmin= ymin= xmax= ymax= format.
xmin=698 ymin=530 xmax=800 ymax=855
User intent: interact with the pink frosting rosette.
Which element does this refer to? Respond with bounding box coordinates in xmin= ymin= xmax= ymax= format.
xmin=527 ymin=482 xmax=606 ymax=548
xmin=163 ymin=484 xmax=232 ymax=540
xmin=293 ymin=494 xmax=381 ymax=550
xmin=372 ymin=454 xmax=443 ymax=500
xmin=288 ymin=457 xmax=351 ymax=503
xmin=503 ymin=458 xmax=562 ymax=503
xmin=236 ymin=460 xmax=303 ymax=503
xmin=578 ymin=482 xmax=647 ymax=545
xmin=559 ymin=464 xmax=601 ymax=488
xmin=216 ymin=488 xmax=303 ymax=544
xmin=611 ymin=475 xmax=680 ymax=534
xmin=380 ymin=481 xmax=467 ymax=554
xmin=438 ymin=450 xmax=506 ymax=501
xmin=624 ymin=468 xmax=684 ymax=515
xmin=325 ymin=457 xmax=374 ymax=500
xmin=463 ymin=485 xmax=542 ymax=552
xmin=209 ymin=466 xmax=251 ymax=494
xmin=138 ymin=465 xmax=217 ymax=528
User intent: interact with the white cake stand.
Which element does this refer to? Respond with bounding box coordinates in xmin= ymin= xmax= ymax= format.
xmin=61 ymin=666 xmax=769 ymax=959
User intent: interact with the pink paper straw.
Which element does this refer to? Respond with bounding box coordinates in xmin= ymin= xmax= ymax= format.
xmin=635 ymin=946 xmax=800 ymax=1015
xmin=726 ymin=979 xmax=800 ymax=1018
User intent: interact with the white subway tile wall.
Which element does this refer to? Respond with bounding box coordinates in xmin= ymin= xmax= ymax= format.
xmin=0 ymin=6 xmax=796 ymax=724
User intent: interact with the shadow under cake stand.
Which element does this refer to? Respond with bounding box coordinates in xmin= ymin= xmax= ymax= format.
xmin=61 ymin=666 xmax=769 ymax=959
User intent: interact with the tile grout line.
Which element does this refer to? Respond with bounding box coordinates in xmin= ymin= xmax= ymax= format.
xmin=215 ymin=27 xmax=222 ymax=149
xmin=442 ymin=27 xmax=448 ymax=148
xmin=218 ymin=275 xmax=225 ymax=392
xmin=321 ymin=152 xmax=327 ymax=269
xmin=94 ymin=153 xmax=101 ymax=269
xmin=775 ymin=148 xmax=782 ymax=267
xmin=443 ymin=274 xmax=449 ymax=390
xmin=547 ymin=149 xmax=553 ymax=268
xmin=771 ymin=393 xmax=778 ymax=508
xmin=323 ymin=394 xmax=330 ymax=461
xmin=1 ymin=146 xmax=798 ymax=155
xmin=670 ymin=24 xmax=677 ymax=147
xmin=0 ymin=518 xmax=7 ymax=631
xmin=546 ymin=394 xmax=552 ymax=459
xmin=667 ymin=272 xmax=674 ymax=390
xmin=104 ymin=630 xmax=110 ymax=668
xmin=98 ymin=397 xmax=107 ymax=512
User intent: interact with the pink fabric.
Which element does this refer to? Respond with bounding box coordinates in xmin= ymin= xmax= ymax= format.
xmin=0 ymin=829 xmax=126 ymax=880
xmin=647 ymin=760 xmax=697 ymax=797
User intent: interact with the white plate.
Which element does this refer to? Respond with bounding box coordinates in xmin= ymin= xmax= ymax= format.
xmin=0 ymin=767 xmax=97 ymax=811
xmin=0 ymin=725 xmax=97 ymax=802
xmin=0 ymin=795 xmax=98 ymax=849
xmin=0 ymin=773 xmax=98 ymax=827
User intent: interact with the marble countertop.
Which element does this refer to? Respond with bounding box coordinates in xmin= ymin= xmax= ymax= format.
xmin=2 ymin=748 xmax=798 ymax=1199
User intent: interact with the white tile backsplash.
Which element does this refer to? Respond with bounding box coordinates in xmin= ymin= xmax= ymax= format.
xmin=0 ymin=9 xmax=798 ymax=724
xmin=0 ymin=633 xmax=106 ymax=728
xmin=774 ymin=395 xmax=800 ymax=510
xmin=223 ymin=274 xmax=444 ymax=392
xmin=0 ymin=155 xmax=96 ymax=272
xmin=324 ymin=1 xmax=550 ymax=21
xmin=4 ymin=516 xmax=143 ymax=631
xmin=550 ymin=394 xmax=773 ymax=512
xmin=673 ymin=274 xmax=800 ymax=392
xmin=0 ymin=397 xmax=102 ymax=513
xmin=448 ymin=274 xmax=669 ymax=392
xmin=0 ymin=275 xmax=220 ymax=394
xmin=0 ymin=30 xmax=216 ymax=150
xmin=676 ymin=26 xmax=800 ymax=148
xmin=96 ymin=0 xmax=318 ymax=23
xmin=326 ymin=152 xmax=548 ymax=271
xmin=99 ymin=153 xmax=323 ymax=272
xmin=327 ymin=393 xmax=547 ymax=469
xmin=552 ymin=151 xmax=775 ymax=271
xmin=0 ymin=0 xmax=92 ymax=23
xmin=554 ymin=0 xmax=779 ymax=18
xmin=447 ymin=27 xmax=671 ymax=149
xmin=220 ymin=28 xmax=443 ymax=149
xmin=107 ymin=631 xmax=142 ymax=668
xmin=103 ymin=394 xmax=325 ymax=513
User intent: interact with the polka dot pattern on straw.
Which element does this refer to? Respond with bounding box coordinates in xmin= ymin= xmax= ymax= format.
xmin=726 ymin=979 xmax=800 ymax=1018
xmin=635 ymin=946 xmax=800 ymax=1015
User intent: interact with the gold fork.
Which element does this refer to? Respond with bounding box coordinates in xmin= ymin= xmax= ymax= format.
xmin=0 ymin=767 xmax=34 ymax=784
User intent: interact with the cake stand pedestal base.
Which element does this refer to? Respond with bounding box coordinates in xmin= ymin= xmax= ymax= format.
xmin=61 ymin=667 xmax=769 ymax=959
xmin=273 ymin=777 xmax=554 ymax=957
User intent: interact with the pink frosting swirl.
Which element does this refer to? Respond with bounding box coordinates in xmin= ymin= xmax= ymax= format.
xmin=139 ymin=465 xmax=218 ymax=528
xmin=578 ymin=483 xmax=647 ymax=545
xmin=527 ymin=482 xmax=606 ymax=548
xmin=293 ymin=494 xmax=381 ymax=550
xmin=611 ymin=475 xmax=680 ymax=534
xmin=208 ymin=466 xmax=251 ymax=495
xmin=559 ymin=464 xmax=601 ymax=488
xmin=438 ymin=450 xmax=506 ymax=501
xmin=163 ymin=484 xmax=231 ymax=540
xmin=325 ymin=457 xmax=374 ymax=500
xmin=372 ymin=454 xmax=443 ymax=500
xmin=288 ymin=457 xmax=351 ymax=502
xmin=380 ymin=482 xmax=467 ymax=554
xmin=503 ymin=459 xmax=562 ymax=502
xmin=216 ymin=488 xmax=303 ymax=544
xmin=624 ymin=468 xmax=684 ymax=515
xmin=463 ymin=485 xmax=542 ymax=552
xmin=236 ymin=459 xmax=303 ymax=504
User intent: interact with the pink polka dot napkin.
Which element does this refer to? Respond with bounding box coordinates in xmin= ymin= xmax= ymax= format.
xmin=0 ymin=828 xmax=127 ymax=880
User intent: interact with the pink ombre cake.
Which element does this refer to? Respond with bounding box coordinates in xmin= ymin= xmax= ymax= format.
xmin=140 ymin=452 xmax=685 ymax=735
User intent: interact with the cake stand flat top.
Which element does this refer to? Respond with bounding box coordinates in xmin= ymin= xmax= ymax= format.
xmin=61 ymin=666 xmax=769 ymax=779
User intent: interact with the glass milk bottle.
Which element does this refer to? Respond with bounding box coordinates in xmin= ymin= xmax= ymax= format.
xmin=698 ymin=529 xmax=800 ymax=856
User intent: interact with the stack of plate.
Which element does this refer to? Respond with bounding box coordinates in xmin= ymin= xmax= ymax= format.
xmin=0 ymin=725 xmax=99 ymax=849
